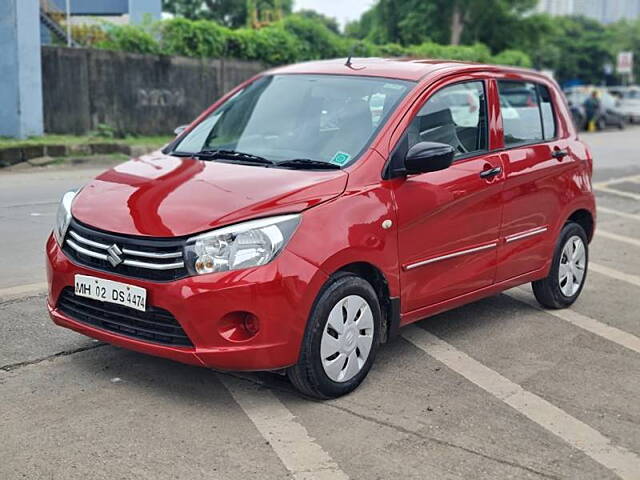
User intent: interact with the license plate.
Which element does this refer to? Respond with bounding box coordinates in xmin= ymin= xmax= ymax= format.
xmin=74 ymin=274 xmax=147 ymax=312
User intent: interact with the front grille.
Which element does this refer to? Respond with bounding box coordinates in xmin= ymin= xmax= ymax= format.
xmin=57 ymin=287 xmax=193 ymax=347
xmin=62 ymin=219 xmax=188 ymax=281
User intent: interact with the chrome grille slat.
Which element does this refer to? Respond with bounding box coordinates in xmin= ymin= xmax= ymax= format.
xmin=66 ymin=239 xmax=109 ymax=261
xmin=69 ymin=230 xmax=110 ymax=250
xmin=62 ymin=219 xmax=188 ymax=281
xmin=121 ymin=247 xmax=182 ymax=259
xmin=122 ymin=259 xmax=185 ymax=270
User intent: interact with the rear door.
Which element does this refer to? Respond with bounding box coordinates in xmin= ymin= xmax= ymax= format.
xmin=393 ymin=78 xmax=505 ymax=313
xmin=495 ymin=78 xmax=573 ymax=282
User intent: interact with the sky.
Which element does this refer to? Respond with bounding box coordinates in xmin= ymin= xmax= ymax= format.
xmin=294 ymin=0 xmax=374 ymax=28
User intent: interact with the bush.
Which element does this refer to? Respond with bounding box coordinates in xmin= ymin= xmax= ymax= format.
xmin=71 ymin=24 xmax=108 ymax=47
xmin=492 ymin=49 xmax=532 ymax=67
xmin=160 ymin=18 xmax=229 ymax=58
xmin=96 ymin=24 xmax=159 ymax=54
xmin=279 ymin=15 xmax=342 ymax=60
xmin=226 ymin=28 xmax=259 ymax=60
xmin=375 ymin=43 xmax=408 ymax=57
xmin=251 ymin=25 xmax=301 ymax=65
xmin=407 ymin=42 xmax=492 ymax=63
xmin=338 ymin=38 xmax=380 ymax=58
xmin=91 ymin=17 xmax=532 ymax=69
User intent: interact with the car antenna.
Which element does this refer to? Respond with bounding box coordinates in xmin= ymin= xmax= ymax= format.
xmin=345 ymin=45 xmax=354 ymax=67
xmin=345 ymin=43 xmax=365 ymax=70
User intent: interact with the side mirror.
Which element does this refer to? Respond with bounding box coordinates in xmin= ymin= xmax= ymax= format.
xmin=404 ymin=141 xmax=455 ymax=175
xmin=174 ymin=125 xmax=188 ymax=136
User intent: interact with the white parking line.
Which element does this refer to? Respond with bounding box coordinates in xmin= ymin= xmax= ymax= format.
xmin=402 ymin=326 xmax=640 ymax=480
xmin=218 ymin=374 xmax=349 ymax=480
xmin=598 ymin=206 xmax=640 ymax=222
xmin=596 ymin=230 xmax=640 ymax=248
xmin=504 ymin=289 xmax=640 ymax=355
xmin=591 ymin=263 xmax=640 ymax=288
xmin=594 ymin=174 xmax=640 ymax=188
xmin=0 ymin=282 xmax=47 ymax=302
xmin=594 ymin=186 xmax=640 ymax=201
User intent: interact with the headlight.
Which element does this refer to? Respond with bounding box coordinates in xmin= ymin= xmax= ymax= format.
xmin=184 ymin=214 xmax=301 ymax=275
xmin=53 ymin=190 xmax=78 ymax=245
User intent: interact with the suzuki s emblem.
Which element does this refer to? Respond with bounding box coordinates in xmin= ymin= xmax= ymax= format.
xmin=107 ymin=244 xmax=123 ymax=267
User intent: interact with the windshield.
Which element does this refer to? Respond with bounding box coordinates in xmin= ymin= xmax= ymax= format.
xmin=623 ymin=90 xmax=640 ymax=99
xmin=172 ymin=74 xmax=414 ymax=167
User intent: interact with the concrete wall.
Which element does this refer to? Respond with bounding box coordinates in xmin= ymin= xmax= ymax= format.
xmin=42 ymin=47 xmax=264 ymax=136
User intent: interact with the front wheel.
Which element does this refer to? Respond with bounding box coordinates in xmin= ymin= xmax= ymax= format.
xmin=532 ymin=222 xmax=588 ymax=309
xmin=288 ymin=273 xmax=381 ymax=399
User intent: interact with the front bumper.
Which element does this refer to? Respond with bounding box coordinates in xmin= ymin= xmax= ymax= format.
xmin=46 ymin=234 xmax=327 ymax=371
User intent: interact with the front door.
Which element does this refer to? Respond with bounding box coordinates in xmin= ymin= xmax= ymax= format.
xmin=393 ymin=80 xmax=505 ymax=313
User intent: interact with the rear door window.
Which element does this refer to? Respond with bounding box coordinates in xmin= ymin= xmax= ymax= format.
xmin=498 ymin=81 xmax=557 ymax=146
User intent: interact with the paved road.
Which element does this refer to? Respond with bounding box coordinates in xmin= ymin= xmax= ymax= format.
xmin=1 ymin=129 xmax=639 ymax=479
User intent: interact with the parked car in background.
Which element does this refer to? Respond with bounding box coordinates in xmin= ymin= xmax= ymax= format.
xmin=566 ymin=100 xmax=586 ymax=131
xmin=608 ymin=86 xmax=640 ymax=124
xmin=47 ymin=59 xmax=596 ymax=399
xmin=564 ymin=86 xmax=625 ymax=130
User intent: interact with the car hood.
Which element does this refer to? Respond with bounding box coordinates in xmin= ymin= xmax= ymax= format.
xmin=71 ymin=152 xmax=348 ymax=237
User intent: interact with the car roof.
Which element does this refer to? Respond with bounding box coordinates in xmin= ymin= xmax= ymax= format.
xmin=268 ymin=57 xmax=545 ymax=83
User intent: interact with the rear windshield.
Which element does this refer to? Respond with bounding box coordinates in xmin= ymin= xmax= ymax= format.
xmin=173 ymin=74 xmax=414 ymax=167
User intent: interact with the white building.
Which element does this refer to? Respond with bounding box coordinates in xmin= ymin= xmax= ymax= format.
xmin=536 ymin=0 xmax=576 ymax=16
xmin=537 ymin=0 xmax=640 ymax=23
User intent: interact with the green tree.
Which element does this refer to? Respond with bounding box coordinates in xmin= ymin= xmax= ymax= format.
xmin=536 ymin=16 xmax=614 ymax=84
xmin=280 ymin=14 xmax=343 ymax=59
xmin=608 ymin=18 xmax=640 ymax=80
xmin=162 ymin=0 xmax=292 ymax=28
xmin=348 ymin=0 xmax=539 ymax=51
xmin=296 ymin=9 xmax=340 ymax=34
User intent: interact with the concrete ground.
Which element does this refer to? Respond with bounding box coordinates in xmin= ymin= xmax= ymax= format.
xmin=1 ymin=129 xmax=639 ymax=479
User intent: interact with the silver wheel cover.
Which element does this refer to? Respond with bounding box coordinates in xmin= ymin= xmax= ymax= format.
xmin=320 ymin=295 xmax=375 ymax=383
xmin=559 ymin=235 xmax=587 ymax=297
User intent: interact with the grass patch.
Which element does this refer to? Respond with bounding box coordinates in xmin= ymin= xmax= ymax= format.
xmin=0 ymin=134 xmax=173 ymax=149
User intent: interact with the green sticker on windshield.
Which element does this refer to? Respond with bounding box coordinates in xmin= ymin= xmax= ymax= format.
xmin=330 ymin=151 xmax=351 ymax=166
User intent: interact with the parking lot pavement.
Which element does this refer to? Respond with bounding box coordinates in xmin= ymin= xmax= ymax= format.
xmin=2 ymin=130 xmax=640 ymax=479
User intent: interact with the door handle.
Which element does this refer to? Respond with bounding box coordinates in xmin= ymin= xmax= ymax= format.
xmin=552 ymin=149 xmax=568 ymax=160
xmin=479 ymin=166 xmax=502 ymax=179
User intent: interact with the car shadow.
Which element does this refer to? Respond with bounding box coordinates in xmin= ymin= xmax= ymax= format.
xmin=64 ymin=290 xmax=535 ymax=403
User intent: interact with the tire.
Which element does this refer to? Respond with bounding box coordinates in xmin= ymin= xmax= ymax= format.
xmin=532 ymin=222 xmax=588 ymax=309
xmin=288 ymin=273 xmax=382 ymax=399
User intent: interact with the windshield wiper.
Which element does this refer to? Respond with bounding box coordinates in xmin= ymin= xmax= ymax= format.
xmin=195 ymin=149 xmax=275 ymax=165
xmin=169 ymin=151 xmax=196 ymax=157
xmin=170 ymin=149 xmax=274 ymax=165
xmin=169 ymin=151 xmax=341 ymax=170
xmin=277 ymin=159 xmax=342 ymax=170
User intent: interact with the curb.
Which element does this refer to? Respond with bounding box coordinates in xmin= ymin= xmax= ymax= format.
xmin=0 ymin=143 xmax=158 ymax=168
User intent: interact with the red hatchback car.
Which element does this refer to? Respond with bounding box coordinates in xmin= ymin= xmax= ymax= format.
xmin=47 ymin=59 xmax=595 ymax=398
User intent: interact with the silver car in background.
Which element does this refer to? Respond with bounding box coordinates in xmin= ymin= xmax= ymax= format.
xmin=608 ymin=86 xmax=640 ymax=124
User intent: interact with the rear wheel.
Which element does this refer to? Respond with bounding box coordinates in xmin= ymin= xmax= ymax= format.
xmin=532 ymin=222 xmax=588 ymax=309
xmin=288 ymin=273 xmax=381 ymax=399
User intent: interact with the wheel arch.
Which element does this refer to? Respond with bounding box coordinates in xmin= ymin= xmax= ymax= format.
xmin=333 ymin=262 xmax=399 ymax=344
xmin=566 ymin=208 xmax=595 ymax=242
